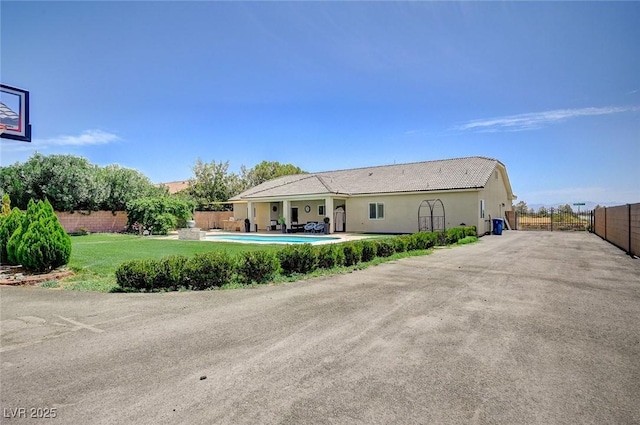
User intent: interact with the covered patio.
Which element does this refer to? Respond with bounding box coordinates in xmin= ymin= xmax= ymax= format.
xmin=231 ymin=196 xmax=347 ymax=234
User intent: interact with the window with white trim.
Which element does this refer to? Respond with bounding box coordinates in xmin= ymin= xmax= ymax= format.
xmin=369 ymin=203 xmax=384 ymax=220
xmin=480 ymin=199 xmax=485 ymax=219
xmin=318 ymin=205 xmax=325 ymax=216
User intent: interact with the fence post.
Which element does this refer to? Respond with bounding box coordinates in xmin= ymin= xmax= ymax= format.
xmin=628 ymin=204 xmax=632 ymax=256
xmin=550 ymin=208 xmax=554 ymax=232
xmin=604 ymin=207 xmax=607 ymax=240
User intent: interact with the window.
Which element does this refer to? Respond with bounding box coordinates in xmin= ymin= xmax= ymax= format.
xmin=369 ymin=203 xmax=384 ymax=220
xmin=480 ymin=199 xmax=485 ymax=219
xmin=318 ymin=205 xmax=325 ymax=216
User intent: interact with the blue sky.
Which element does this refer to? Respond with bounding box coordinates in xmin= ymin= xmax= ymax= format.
xmin=1 ymin=1 xmax=638 ymax=206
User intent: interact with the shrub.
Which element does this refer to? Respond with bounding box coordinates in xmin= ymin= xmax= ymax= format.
xmin=392 ymin=236 xmax=408 ymax=253
xmin=445 ymin=228 xmax=464 ymax=244
xmin=359 ymin=240 xmax=377 ymax=262
xmin=7 ymin=199 xmax=71 ymax=271
xmin=463 ymin=226 xmax=477 ymax=237
xmin=316 ymin=243 xmax=346 ymax=269
xmin=342 ymin=242 xmax=362 ymax=266
xmin=155 ymin=255 xmax=189 ymax=290
xmin=0 ymin=207 xmax=24 ymax=265
xmin=185 ymin=251 xmax=235 ymax=289
xmin=125 ymin=197 xmax=195 ymax=235
xmin=375 ymin=239 xmax=396 ymax=257
xmin=410 ymin=232 xmax=437 ymax=250
xmin=237 ymin=250 xmax=280 ymax=284
xmin=115 ymin=259 xmax=158 ymax=291
xmin=277 ymin=244 xmax=318 ymax=275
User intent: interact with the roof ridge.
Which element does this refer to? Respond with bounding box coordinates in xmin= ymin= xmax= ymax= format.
xmin=313 ymin=155 xmax=497 ymax=175
xmin=315 ymin=174 xmax=335 ymax=193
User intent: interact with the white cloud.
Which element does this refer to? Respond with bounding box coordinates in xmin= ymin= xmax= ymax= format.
xmin=1 ymin=129 xmax=120 ymax=154
xmin=39 ymin=129 xmax=120 ymax=146
xmin=456 ymin=106 xmax=639 ymax=133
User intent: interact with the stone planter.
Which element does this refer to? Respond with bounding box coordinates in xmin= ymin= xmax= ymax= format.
xmin=186 ymin=220 xmax=196 ymax=228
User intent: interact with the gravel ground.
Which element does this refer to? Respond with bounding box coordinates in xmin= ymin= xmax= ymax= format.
xmin=1 ymin=231 xmax=639 ymax=424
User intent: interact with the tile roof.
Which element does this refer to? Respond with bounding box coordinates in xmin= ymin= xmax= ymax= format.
xmin=231 ymin=156 xmax=510 ymax=200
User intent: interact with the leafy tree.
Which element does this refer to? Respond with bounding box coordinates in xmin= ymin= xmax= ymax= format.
xmin=557 ymin=204 xmax=574 ymax=214
xmin=514 ymin=201 xmax=529 ymax=214
xmin=538 ymin=206 xmax=549 ymax=217
xmin=0 ymin=163 xmax=29 ymax=210
xmin=98 ymin=164 xmax=166 ymax=211
xmin=240 ymin=161 xmax=305 ymax=189
xmin=0 ymin=153 xmax=106 ymax=211
xmin=125 ymin=197 xmax=195 ymax=235
xmin=186 ymin=159 xmax=236 ymax=210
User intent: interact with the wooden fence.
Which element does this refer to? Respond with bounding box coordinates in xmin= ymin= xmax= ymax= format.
xmin=55 ymin=211 xmax=233 ymax=234
xmin=593 ymin=203 xmax=640 ymax=257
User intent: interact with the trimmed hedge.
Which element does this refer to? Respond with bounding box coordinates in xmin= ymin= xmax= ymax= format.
xmin=375 ymin=239 xmax=396 ymax=257
xmin=277 ymin=244 xmax=318 ymax=275
xmin=317 ymin=243 xmax=346 ymax=269
xmin=237 ymin=250 xmax=280 ymax=284
xmin=115 ymin=226 xmax=477 ymax=292
xmin=185 ymin=251 xmax=235 ymax=289
xmin=342 ymin=242 xmax=362 ymax=266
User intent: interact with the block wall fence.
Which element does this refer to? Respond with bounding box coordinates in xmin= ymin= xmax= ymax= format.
xmin=54 ymin=211 xmax=233 ymax=234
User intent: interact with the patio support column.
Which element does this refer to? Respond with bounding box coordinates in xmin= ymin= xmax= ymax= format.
xmin=283 ymin=199 xmax=291 ymax=230
xmin=247 ymin=201 xmax=254 ymax=232
xmin=325 ymin=196 xmax=334 ymax=233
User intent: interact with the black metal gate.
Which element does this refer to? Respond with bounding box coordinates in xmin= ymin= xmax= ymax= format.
xmin=418 ymin=199 xmax=445 ymax=232
xmin=516 ymin=207 xmax=593 ymax=231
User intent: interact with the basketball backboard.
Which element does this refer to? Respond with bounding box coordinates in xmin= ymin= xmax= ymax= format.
xmin=0 ymin=84 xmax=31 ymax=142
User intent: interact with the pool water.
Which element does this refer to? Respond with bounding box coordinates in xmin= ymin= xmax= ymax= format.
xmin=204 ymin=234 xmax=340 ymax=244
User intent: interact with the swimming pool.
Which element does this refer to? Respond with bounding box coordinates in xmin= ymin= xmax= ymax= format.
xmin=204 ymin=234 xmax=341 ymax=244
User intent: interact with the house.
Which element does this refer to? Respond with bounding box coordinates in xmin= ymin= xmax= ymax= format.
xmin=229 ymin=156 xmax=516 ymax=235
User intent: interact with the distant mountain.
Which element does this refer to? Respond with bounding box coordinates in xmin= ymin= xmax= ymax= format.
xmin=528 ymin=201 xmax=622 ymax=212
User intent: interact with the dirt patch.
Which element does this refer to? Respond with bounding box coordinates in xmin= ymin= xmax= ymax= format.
xmin=0 ymin=266 xmax=74 ymax=286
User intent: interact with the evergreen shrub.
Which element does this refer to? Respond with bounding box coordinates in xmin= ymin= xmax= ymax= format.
xmin=342 ymin=242 xmax=362 ymax=266
xmin=316 ymin=243 xmax=346 ymax=269
xmin=237 ymin=251 xmax=280 ymax=284
xmin=185 ymin=251 xmax=235 ymax=289
xmin=0 ymin=207 xmax=24 ymax=265
xmin=7 ymin=199 xmax=71 ymax=271
xmin=277 ymin=244 xmax=317 ymax=275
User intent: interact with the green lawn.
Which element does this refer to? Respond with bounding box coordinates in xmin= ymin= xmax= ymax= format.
xmin=64 ymin=233 xmax=279 ymax=292
xmin=60 ymin=232 xmax=477 ymax=293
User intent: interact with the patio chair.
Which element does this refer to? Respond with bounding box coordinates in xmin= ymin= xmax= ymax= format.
xmin=304 ymin=222 xmax=316 ymax=233
xmin=313 ymin=223 xmax=325 ymax=233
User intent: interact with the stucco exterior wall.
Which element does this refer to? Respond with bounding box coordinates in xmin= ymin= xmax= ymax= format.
xmin=344 ymin=191 xmax=481 ymax=234
xmin=478 ymin=166 xmax=513 ymax=233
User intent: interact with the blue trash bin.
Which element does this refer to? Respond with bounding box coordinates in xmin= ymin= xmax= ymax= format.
xmin=492 ymin=218 xmax=503 ymax=235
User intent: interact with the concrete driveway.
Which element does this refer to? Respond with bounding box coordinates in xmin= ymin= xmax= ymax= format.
xmin=1 ymin=231 xmax=639 ymax=424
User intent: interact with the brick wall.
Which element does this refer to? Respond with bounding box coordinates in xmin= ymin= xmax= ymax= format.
xmin=56 ymin=211 xmax=128 ymax=233
xmin=54 ymin=210 xmax=234 ymax=234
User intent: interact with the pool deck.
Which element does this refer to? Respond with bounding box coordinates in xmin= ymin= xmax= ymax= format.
xmin=164 ymin=230 xmax=378 ymax=244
